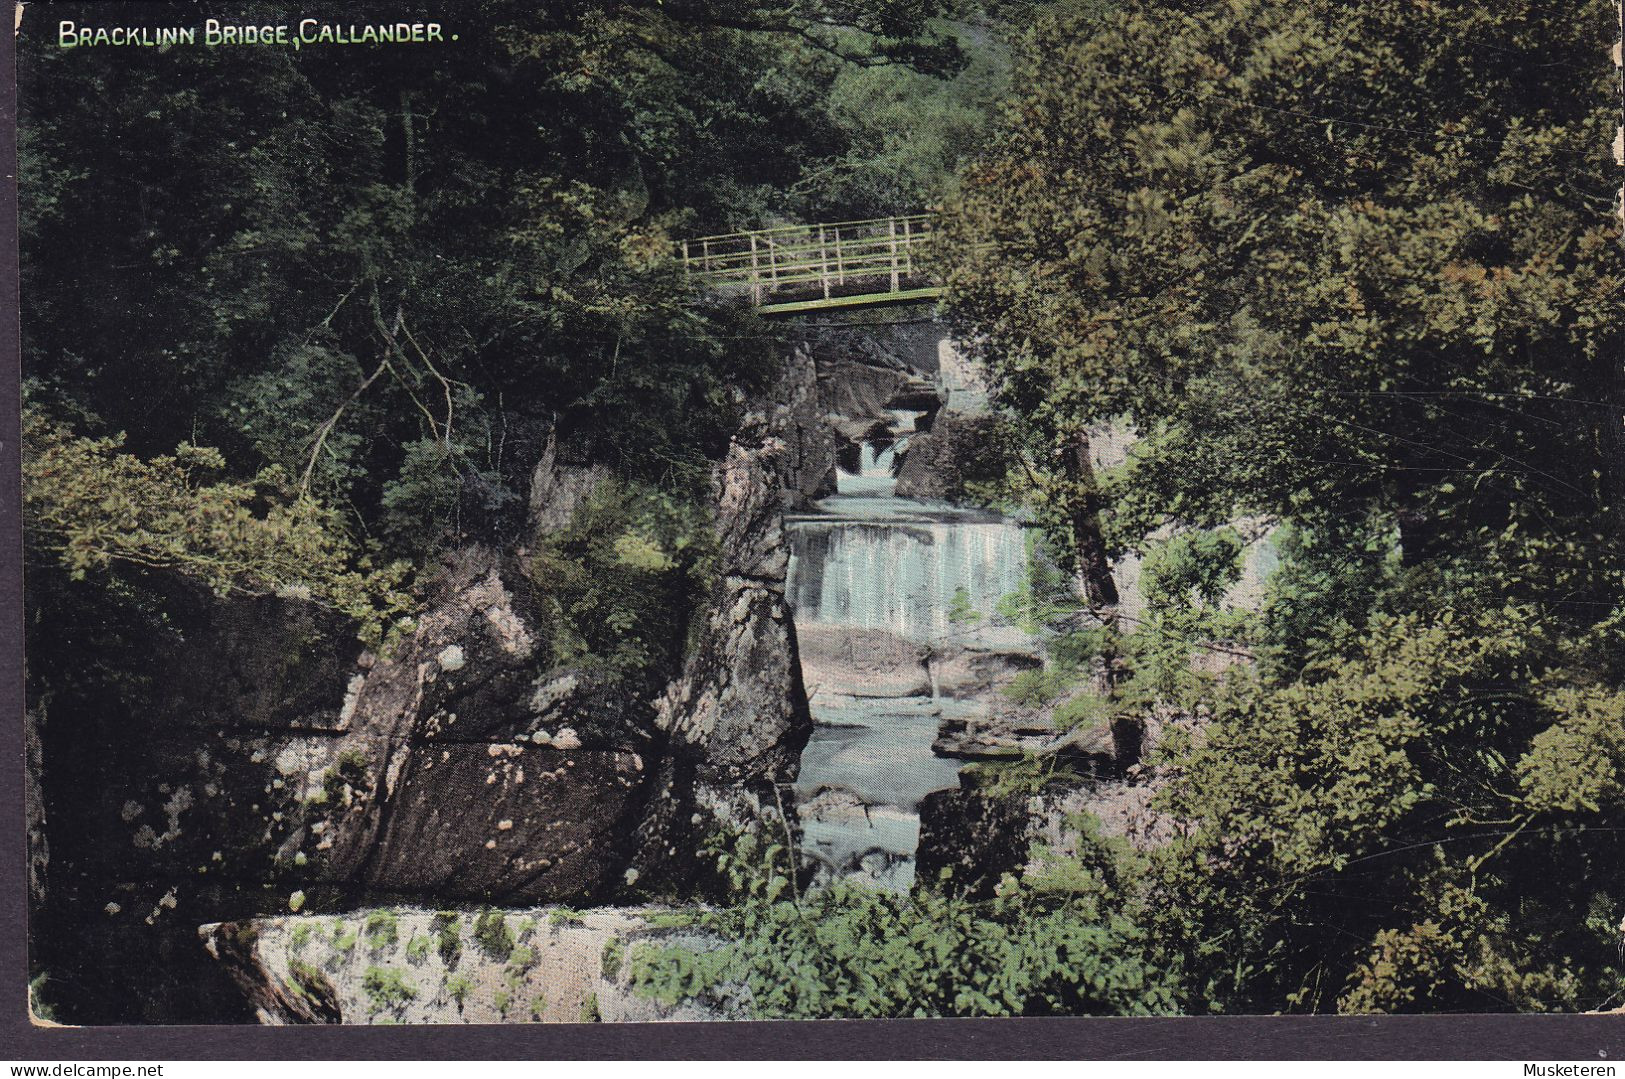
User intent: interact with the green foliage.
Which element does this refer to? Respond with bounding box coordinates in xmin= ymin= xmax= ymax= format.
xmin=329 ymin=925 xmax=359 ymax=959
xmin=1000 ymin=665 xmax=1077 ymax=709
xmin=962 ymin=751 xmax=1085 ymax=799
xmin=360 ymin=966 xmax=417 ymax=1013
xmin=810 ymin=19 xmax=1010 ymax=214
xmin=319 ymin=751 xmax=372 ymax=811
xmin=631 ymin=829 xmax=1177 ymax=1018
xmin=999 ymin=522 xmax=1253 ymax=733
xmin=404 ymin=934 xmax=431 ymax=964
xmin=18 ymin=0 xmax=967 ymax=573
xmin=942 ymin=0 xmax=1625 ymax=627
xmin=1147 ymin=610 xmax=1625 ymax=1013
xmin=600 ymin=937 xmax=626 ymax=980
xmin=939 ymin=0 xmax=1625 ymax=1016
xmin=1254 ymin=519 xmax=1395 ymax=682
xmin=640 ymin=909 xmax=698 ymax=930
xmin=1140 ymin=528 xmax=1244 ymax=611
xmin=1517 ymin=687 xmax=1625 ymax=815
xmin=363 ymin=911 xmax=399 ymax=952
xmin=289 ymin=923 xmax=315 ymax=956
xmin=287 ymin=960 xmax=332 ymax=1005
xmin=529 ymin=477 xmax=717 ymax=695
xmin=471 ymin=910 xmax=515 ymax=961
xmin=431 ymin=911 xmax=463 ymax=969
xmin=444 ymin=972 xmax=474 ymax=1010
xmin=946 ymin=586 xmax=982 ymax=626
xmin=21 ymin=407 xmax=414 ymax=647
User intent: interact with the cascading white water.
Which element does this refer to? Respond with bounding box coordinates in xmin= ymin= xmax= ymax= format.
xmin=787 ymin=422 xmax=1035 ymax=890
xmin=789 ymin=518 xmax=1031 ymax=647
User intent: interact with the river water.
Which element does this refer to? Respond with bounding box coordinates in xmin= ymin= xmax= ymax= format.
xmin=785 ymin=410 xmax=1034 ymax=889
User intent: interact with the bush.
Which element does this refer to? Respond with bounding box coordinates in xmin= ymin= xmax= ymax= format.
xmin=360 ymin=966 xmax=416 ymax=1013
xmin=471 ymin=910 xmax=514 ymax=960
xmin=631 ymin=831 xmax=1177 ymax=1018
xmin=528 ymin=477 xmax=715 ymax=697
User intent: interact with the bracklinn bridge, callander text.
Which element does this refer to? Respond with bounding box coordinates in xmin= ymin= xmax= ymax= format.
xmin=56 ymin=20 xmax=448 ymax=48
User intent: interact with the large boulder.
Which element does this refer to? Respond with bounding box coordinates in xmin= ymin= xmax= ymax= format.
xmin=796 ymin=624 xmax=932 ymax=699
xmin=895 ymin=410 xmax=1013 ymax=502
xmin=200 ymin=906 xmax=733 ymax=1024
xmin=306 ymin=546 xmax=653 ymax=905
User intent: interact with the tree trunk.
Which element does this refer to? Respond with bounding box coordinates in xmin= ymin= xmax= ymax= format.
xmin=1068 ymin=434 xmax=1120 ymax=609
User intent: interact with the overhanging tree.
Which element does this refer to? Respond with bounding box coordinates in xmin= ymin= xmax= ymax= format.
xmin=941 ymin=0 xmax=1625 ymax=1012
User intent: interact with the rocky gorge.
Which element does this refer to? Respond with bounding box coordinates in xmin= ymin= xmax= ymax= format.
xmin=27 ymin=322 xmax=1213 ymax=1025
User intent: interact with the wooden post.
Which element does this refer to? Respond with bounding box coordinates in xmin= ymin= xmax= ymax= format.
xmin=819 ymin=226 xmax=831 ymax=299
xmin=835 ymin=226 xmax=845 ymax=285
xmin=888 ymin=217 xmax=900 ymax=292
xmin=750 ymin=233 xmax=762 ymax=305
xmin=902 ymin=216 xmax=913 ymax=281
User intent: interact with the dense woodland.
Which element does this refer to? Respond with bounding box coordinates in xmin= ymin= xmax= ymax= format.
xmin=22 ymin=0 xmax=1625 ymax=1018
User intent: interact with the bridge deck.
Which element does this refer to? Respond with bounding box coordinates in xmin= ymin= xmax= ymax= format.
xmin=680 ymin=214 xmax=941 ymax=314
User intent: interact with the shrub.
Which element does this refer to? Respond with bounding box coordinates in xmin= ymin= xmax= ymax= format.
xmin=432 ymin=911 xmax=462 ymax=969
xmin=364 ymin=910 xmax=399 ymax=951
xmin=361 ymin=966 xmax=416 ymax=1013
xmin=472 ymin=909 xmax=514 ymax=960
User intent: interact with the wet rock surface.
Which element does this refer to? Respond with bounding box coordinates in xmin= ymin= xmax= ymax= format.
xmin=797 ymin=624 xmax=932 ymax=699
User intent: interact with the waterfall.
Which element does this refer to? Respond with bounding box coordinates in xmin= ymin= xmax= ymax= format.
xmin=788 ymin=518 xmax=1031 ymax=647
xmin=787 ymin=427 xmax=1035 ymax=890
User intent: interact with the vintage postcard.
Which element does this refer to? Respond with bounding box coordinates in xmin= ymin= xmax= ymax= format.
xmin=15 ymin=0 xmax=1625 ymax=1036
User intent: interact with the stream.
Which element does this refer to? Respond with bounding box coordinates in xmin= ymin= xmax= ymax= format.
xmin=786 ymin=407 xmax=1036 ymax=890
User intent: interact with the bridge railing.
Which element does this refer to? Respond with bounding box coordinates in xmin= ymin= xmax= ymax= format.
xmin=679 ymin=214 xmax=939 ymax=312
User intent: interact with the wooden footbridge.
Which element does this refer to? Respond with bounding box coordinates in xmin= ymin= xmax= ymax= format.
xmin=680 ymin=214 xmax=941 ymax=315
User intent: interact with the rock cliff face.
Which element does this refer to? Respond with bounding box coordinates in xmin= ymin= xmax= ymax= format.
xmin=185 ymin=343 xmax=835 ymax=1020
xmin=29 ymin=584 xmax=368 ymax=1022
xmin=807 ymin=328 xmax=942 ymax=467
xmin=35 ymin=342 xmax=837 ymax=1024
xmin=894 ymin=410 xmax=1010 ymax=502
xmin=631 ymin=344 xmax=832 ymax=890
xmin=313 ymin=545 xmax=653 ymax=904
